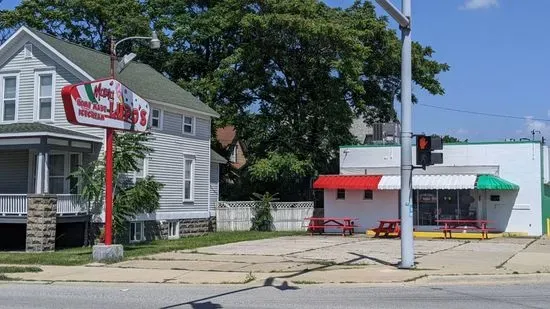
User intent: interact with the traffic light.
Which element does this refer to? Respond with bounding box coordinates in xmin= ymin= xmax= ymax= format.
xmin=416 ymin=135 xmax=443 ymax=168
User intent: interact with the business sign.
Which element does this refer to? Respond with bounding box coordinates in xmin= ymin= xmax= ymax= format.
xmin=61 ymin=78 xmax=150 ymax=132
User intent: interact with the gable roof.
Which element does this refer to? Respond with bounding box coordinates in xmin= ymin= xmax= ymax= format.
xmin=20 ymin=27 xmax=218 ymax=118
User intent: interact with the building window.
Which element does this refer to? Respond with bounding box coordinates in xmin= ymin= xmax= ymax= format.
xmin=35 ymin=72 xmax=55 ymax=120
xmin=48 ymin=154 xmax=65 ymax=194
xmin=151 ymin=108 xmax=162 ymax=129
xmin=490 ymin=195 xmax=500 ymax=201
xmin=69 ymin=154 xmax=81 ymax=194
xmin=183 ymin=115 xmax=194 ymax=134
xmin=230 ymin=144 xmax=238 ymax=163
xmin=1 ymin=75 xmax=18 ymax=122
xmin=336 ymin=189 xmax=345 ymax=200
xmin=168 ymin=221 xmax=179 ymax=239
xmin=134 ymin=157 xmax=148 ymax=182
xmin=364 ymin=190 xmax=373 ymax=200
xmin=183 ymin=156 xmax=195 ymax=201
xmin=130 ymin=221 xmax=144 ymax=242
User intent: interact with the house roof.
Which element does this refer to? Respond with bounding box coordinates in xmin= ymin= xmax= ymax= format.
xmin=24 ymin=27 xmax=219 ymax=118
xmin=0 ymin=122 xmax=101 ymax=142
xmin=211 ymin=150 xmax=228 ymax=164
xmin=216 ymin=126 xmax=237 ymax=148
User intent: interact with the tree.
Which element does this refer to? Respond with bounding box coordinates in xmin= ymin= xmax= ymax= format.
xmin=71 ymin=132 xmax=163 ymax=243
xmin=149 ymin=0 xmax=449 ymax=200
xmin=442 ymin=135 xmax=468 ymax=143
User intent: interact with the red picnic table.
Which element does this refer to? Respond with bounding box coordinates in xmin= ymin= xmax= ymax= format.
xmin=304 ymin=217 xmax=359 ymax=236
xmin=370 ymin=219 xmax=402 ymax=238
xmin=435 ymin=219 xmax=495 ymax=240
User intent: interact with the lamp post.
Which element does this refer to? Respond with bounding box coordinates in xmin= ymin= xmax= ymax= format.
xmin=103 ymin=31 xmax=160 ymax=246
xmin=375 ymin=0 xmax=415 ymax=269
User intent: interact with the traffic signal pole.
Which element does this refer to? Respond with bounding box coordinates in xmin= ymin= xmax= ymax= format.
xmin=398 ymin=0 xmax=415 ymax=269
xmin=375 ymin=0 xmax=414 ymax=269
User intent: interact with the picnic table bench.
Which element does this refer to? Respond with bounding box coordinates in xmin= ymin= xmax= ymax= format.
xmin=304 ymin=217 xmax=359 ymax=236
xmin=436 ymin=219 xmax=495 ymax=240
xmin=370 ymin=219 xmax=402 ymax=238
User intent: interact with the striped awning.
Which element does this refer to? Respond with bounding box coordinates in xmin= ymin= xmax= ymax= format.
xmin=378 ymin=174 xmax=478 ymax=190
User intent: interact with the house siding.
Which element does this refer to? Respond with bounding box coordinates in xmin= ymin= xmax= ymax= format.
xmin=0 ymin=150 xmax=28 ymax=194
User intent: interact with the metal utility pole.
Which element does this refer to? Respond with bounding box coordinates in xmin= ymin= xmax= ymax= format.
xmin=376 ymin=0 xmax=414 ymax=269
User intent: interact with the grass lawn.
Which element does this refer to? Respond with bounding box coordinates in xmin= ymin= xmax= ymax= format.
xmin=0 ymin=231 xmax=303 ymax=266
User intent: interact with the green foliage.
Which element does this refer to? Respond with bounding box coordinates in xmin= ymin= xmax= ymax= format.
xmin=249 ymin=152 xmax=313 ymax=183
xmin=71 ymin=132 xmax=163 ymax=243
xmin=442 ymin=135 xmax=468 ymax=143
xmin=250 ymin=192 xmax=279 ymax=232
xmin=2 ymin=0 xmax=450 ymax=200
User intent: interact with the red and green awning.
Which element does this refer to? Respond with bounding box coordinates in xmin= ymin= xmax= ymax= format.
xmin=475 ymin=174 xmax=519 ymax=190
xmin=313 ymin=174 xmax=519 ymax=191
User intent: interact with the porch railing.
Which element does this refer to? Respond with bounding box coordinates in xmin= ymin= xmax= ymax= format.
xmin=0 ymin=194 xmax=88 ymax=216
xmin=56 ymin=194 xmax=88 ymax=215
xmin=0 ymin=194 xmax=28 ymax=216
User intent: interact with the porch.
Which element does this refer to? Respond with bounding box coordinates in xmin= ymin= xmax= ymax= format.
xmin=0 ymin=194 xmax=88 ymax=218
xmin=0 ymin=123 xmax=102 ymax=220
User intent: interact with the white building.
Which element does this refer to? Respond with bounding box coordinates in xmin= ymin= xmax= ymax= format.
xmin=314 ymin=141 xmax=550 ymax=236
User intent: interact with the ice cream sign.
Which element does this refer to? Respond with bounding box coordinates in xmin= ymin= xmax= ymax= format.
xmin=61 ymin=78 xmax=150 ymax=132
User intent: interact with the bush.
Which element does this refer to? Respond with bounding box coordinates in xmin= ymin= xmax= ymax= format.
xmin=250 ymin=192 xmax=278 ymax=231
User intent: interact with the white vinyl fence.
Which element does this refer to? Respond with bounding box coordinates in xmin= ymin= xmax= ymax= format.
xmin=216 ymin=201 xmax=314 ymax=232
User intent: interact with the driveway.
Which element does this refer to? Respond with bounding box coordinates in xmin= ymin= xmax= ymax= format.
xmin=111 ymin=236 xmax=546 ymax=278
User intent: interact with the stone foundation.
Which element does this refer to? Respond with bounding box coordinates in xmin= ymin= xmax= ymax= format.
xmin=26 ymin=194 xmax=57 ymax=252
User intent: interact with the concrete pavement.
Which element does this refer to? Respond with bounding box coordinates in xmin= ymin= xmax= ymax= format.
xmin=4 ymin=235 xmax=550 ymax=285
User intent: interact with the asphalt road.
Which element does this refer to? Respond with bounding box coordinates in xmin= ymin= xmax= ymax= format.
xmin=1 ymin=281 xmax=549 ymax=309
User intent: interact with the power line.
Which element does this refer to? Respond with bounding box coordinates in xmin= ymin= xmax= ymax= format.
xmin=417 ymin=103 xmax=550 ymax=123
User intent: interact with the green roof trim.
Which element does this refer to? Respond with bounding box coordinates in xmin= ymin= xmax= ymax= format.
xmin=475 ymin=174 xmax=519 ymax=190
xmin=341 ymin=140 xmax=541 ymax=149
xmin=26 ymin=27 xmax=219 ymax=118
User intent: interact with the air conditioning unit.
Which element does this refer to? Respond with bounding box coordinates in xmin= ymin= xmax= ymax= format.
xmin=372 ymin=122 xmax=401 ymax=144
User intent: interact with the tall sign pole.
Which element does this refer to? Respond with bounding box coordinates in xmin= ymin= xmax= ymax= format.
xmin=376 ymin=0 xmax=414 ymax=268
xmin=103 ymin=37 xmax=117 ymax=245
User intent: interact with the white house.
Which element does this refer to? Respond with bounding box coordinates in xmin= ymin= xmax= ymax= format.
xmin=314 ymin=141 xmax=550 ymax=236
xmin=0 ymin=26 xmax=226 ymax=250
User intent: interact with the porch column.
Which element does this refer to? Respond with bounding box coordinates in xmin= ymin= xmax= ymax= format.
xmin=35 ymin=152 xmax=44 ymax=194
xmin=43 ymin=152 xmax=49 ymax=193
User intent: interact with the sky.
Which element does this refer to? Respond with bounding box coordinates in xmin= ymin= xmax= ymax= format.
xmin=2 ymin=0 xmax=549 ymax=142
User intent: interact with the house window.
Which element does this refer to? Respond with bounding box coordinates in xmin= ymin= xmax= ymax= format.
xmin=69 ymin=153 xmax=81 ymax=194
xmin=364 ymin=190 xmax=373 ymax=200
xmin=151 ymin=108 xmax=162 ymax=129
xmin=130 ymin=221 xmax=144 ymax=242
xmin=1 ymin=75 xmax=18 ymax=122
xmin=230 ymin=144 xmax=238 ymax=163
xmin=336 ymin=189 xmax=345 ymax=200
xmin=183 ymin=116 xmax=194 ymax=134
xmin=36 ymin=72 xmax=55 ymax=120
xmin=168 ymin=221 xmax=179 ymax=238
xmin=183 ymin=156 xmax=195 ymax=201
xmin=48 ymin=154 xmax=65 ymax=194
xmin=134 ymin=157 xmax=148 ymax=182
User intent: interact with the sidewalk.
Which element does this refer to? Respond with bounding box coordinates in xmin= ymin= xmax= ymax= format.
xmin=4 ymin=236 xmax=550 ymax=285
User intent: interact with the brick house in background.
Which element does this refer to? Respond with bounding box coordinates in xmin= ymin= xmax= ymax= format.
xmin=216 ymin=125 xmax=247 ymax=169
